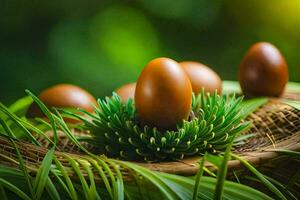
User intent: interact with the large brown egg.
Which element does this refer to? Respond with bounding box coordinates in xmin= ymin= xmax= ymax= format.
xmin=26 ymin=84 xmax=97 ymax=121
xmin=239 ymin=42 xmax=289 ymax=97
xmin=115 ymin=83 xmax=136 ymax=103
xmin=179 ymin=61 xmax=222 ymax=95
xmin=135 ymin=57 xmax=192 ymax=130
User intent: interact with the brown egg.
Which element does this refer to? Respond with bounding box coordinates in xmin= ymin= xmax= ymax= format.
xmin=26 ymin=84 xmax=97 ymax=121
xmin=115 ymin=83 xmax=136 ymax=103
xmin=180 ymin=61 xmax=222 ymax=95
xmin=239 ymin=42 xmax=289 ymax=97
xmin=135 ymin=57 xmax=192 ymax=130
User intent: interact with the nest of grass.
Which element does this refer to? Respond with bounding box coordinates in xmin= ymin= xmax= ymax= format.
xmin=1 ymin=94 xmax=299 ymax=184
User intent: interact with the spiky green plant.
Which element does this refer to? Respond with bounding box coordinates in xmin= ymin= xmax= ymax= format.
xmin=1 ymin=81 xmax=300 ymax=199
xmin=0 ymin=93 xmax=274 ymax=200
xmin=66 ymin=91 xmax=250 ymax=162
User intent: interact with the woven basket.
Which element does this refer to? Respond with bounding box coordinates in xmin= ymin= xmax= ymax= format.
xmin=0 ymin=93 xmax=300 ymax=187
xmin=138 ymin=99 xmax=300 ymax=175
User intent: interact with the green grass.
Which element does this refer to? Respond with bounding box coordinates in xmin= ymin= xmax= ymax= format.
xmin=0 ymin=86 xmax=299 ymax=199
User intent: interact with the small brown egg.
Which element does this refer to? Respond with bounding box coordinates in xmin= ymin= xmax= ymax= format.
xmin=135 ymin=57 xmax=192 ymax=130
xmin=26 ymin=84 xmax=97 ymax=122
xmin=115 ymin=83 xmax=136 ymax=103
xmin=239 ymin=42 xmax=289 ymax=97
xmin=179 ymin=61 xmax=222 ymax=95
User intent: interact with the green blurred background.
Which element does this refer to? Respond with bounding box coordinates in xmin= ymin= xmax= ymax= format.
xmin=1 ymin=0 xmax=300 ymax=104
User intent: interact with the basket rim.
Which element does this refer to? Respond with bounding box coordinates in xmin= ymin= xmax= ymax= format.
xmin=0 ymin=131 xmax=299 ymax=178
xmin=135 ymin=132 xmax=300 ymax=175
xmin=0 ymin=92 xmax=300 ymax=178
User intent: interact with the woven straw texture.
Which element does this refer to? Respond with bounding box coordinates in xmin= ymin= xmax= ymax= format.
xmin=0 ymin=94 xmax=300 ymax=183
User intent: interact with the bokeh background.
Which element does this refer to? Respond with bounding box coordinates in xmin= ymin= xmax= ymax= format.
xmin=1 ymin=0 xmax=300 ymax=104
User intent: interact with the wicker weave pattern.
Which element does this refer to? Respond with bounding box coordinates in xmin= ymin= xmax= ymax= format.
xmin=238 ymin=100 xmax=300 ymax=151
xmin=0 ymin=99 xmax=300 ymax=180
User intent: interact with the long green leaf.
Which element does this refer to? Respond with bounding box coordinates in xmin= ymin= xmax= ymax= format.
xmin=205 ymin=154 xmax=222 ymax=169
xmin=193 ymin=153 xmax=206 ymax=200
xmin=78 ymin=159 xmax=100 ymax=200
xmin=222 ymin=81 xmax=241 ymax=94
xmin=8 ymin=96 xmax=33 ymax=116
xmin=91 ymin=156 xmax=120 ymax=200
xmin=239 ymin=97 xmax=268 ymax=118
xmin=160 ymin=173 xmax=272 ymax=200
xmin=222 ymin=81 xmax=300 ymax=95
xmin=106 ymin=159 xmax=124 ymax=200
xmin=0 ymin=118 xmax=34 ymax=198
xmin=0 ymin=154 xmax=275 ymax=200
xmin=232 ymin=154 xmax=287 ymax=200
xmin=19 ymin=118 xmax=54 ymax=145
xmin=45 ymin=177 xmax=61 ymax=200
xmin=65 ymin=155 xmax=90 ymax=200
xmin=53 ymin=157 xmax=78 ymax=200
xmin=0 ymin=185 xmax=7 ymax=200
xmin=0 ymin=103 xmax=40 ymax=145
xmin=119 ymin=161 xmax=180 ymax=200
xmin=266 ymin=149 xmax=300 ymax=157
xmin=214 ymin=134 xmax=235 ymax=200
xmin=85 ymin=158 xmax=113 ymax=200
xmin=281 ymin=99 xmax=300 ymax=110
xmin=286 ymin=82 xmax=300 ymax=93
xmin=52 ymin=111 xmax=89 ymax=153
xmin=245 ymin=176 xmax=297 ymax=200
xmin=287 ymin=170 xmax=300 ymax=191
xmin=0 ymin=178 xmax=31 ymax=200
xmin=34 ymin=148 xmax=55 ymax=199
xmin=25 ymin=90 xmax=58 ymax=144
xmin=51 ymin=170 xmax=72 ymax=199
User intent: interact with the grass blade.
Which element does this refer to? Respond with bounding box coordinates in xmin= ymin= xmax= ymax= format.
xmin=281 ymin=99 xmax=300 ymax=110
xmin=205 ymin=154 xmax=223 ymax=168
xmin=65 ymin=155 xmax=90 ymax=200
xmin=286 ymin=82 xmax=300 ymax=93
xmin=0 ymin=103 xmax=40 ymax=145
xmin=239 ymin=97 xmax=268 ymax=118
xmin=25 ymin=90 xmax=58 ymax=144
xmin=34 ymin=148 xmax=55 ymax=199
xmin=52 ymin=111 xmax=89 ymax=153
xmin=45 ymin=177 xmax=61 ymax=200
xmin=159 ymin=172 xmax=273 ymax=200
xmin=0 ymin=118 xmax=34 ymax=198
xmin=222 ymin=80 xmax=241 ymax=94
xmin=193 ymin=152 xmax=207 ymax=200
xmin=106 ymin=159 xmax=124 ymax=200
xmin=85 ymin=158 xmax=113 ymax=200
xmin=222 ymin=81 xmax=300 ymax=95
xmin=53 ymin=157 xmax=78 ymax=200
xmin=245 ymin=175 xmax=297 ymax=200
xmin=51 ymin=170 xmax=72 ymax=198
xmin=119 ymin=161 xmax=180 ymax=200
xmin=287 ymin=170 xmax=300 ymax=191
xmin=0 ymin=178 xmax=31 ymax=200
xmin=232 ymin=154 xmax=287 ymax=200
xmin=19 ymin=118 xmax=54 ymax=145
xmin=8 ymin=96 xmax=33 ymax=116
xmin=214 ymin=134 xmax=235 ymax=200
xmin=91 ymin=156 xmax=120 ymax=200
xmin=78 ymin=159 xmax=99 ymax=200
xmin=266 ymin=149 xmax=300 ymax=157
xmin=0 ymin=185 xmax=7 ymax=200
